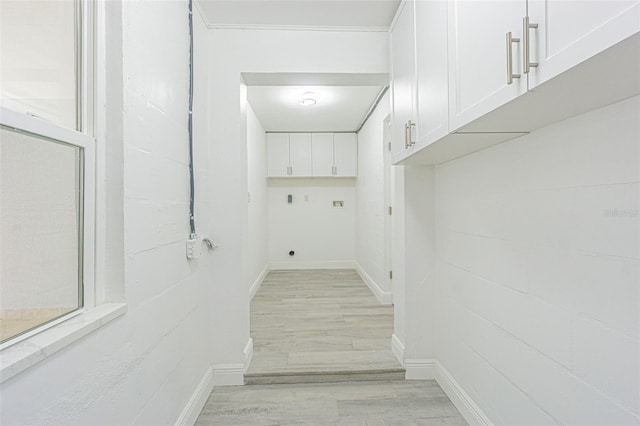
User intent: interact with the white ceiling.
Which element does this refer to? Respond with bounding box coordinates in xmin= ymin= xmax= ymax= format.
xmin=196 ymin=0 xmax=401 ymax=30
xmin=197 ymin=2 xmax=397 ymax=132
xmin=248 ymin=85 xmax=384 ymax=132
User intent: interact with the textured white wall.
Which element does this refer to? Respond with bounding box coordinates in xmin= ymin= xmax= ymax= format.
xmin=246 ymin=104 xmax=269 ymax=286
xmin=435 ymin=96 xmax=639 ymax=424
xmin=267 ymin=179 xmax=356 ymax=267
xmin=355 ymin=91 xmax=390 ymax=292
xmin=0 ymin=3 xmax=216 ymax=424
xmin=392 ymin=164 xmax=437 ymax=364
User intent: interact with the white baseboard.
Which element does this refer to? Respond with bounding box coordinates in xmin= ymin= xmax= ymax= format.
xmin=243 ymin=338 xmax=253 ymax=373
xmin=391 ymin=334 xmax=405 ymax=366
xmin=249 ymin=265 xmax=269 ymax=300
xmin=355 ymin=264 xmax=392 ymax=305
xmin=175 ymin=366 xmax=214 ymax=426
xmin=405 ymin=359 xmax=437 ymax=380
xmin=269 ymin=260 xmax=356 ymax=270
xmin=212 ymin=364 xmax=244 ymax=386
xmin=436 ymin=362 xmax=493 ymax=426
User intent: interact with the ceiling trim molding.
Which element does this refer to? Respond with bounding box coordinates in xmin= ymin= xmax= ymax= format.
xmin=207 ymin=23 xmax=390 ymax=32
xmin=266 ymin=131 xmax=358 ymax=134
xmin=242 ymin=73 xmax=389 ymax=87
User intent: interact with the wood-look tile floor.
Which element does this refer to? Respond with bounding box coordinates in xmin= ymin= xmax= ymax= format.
xmin=195 ymin=270 xmax=467 ymax=425
xmin=246 ymin=269 xmax=403 ymax=383
xmin=195 ymin=380 xmax=468 ymax=425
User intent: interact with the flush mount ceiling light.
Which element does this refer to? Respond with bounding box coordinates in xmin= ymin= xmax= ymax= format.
xmin=298 ymin=92 xmax=318 ymax=106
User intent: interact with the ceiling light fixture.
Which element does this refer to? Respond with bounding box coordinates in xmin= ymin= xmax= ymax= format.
xmin=298 ymin=92 xmax=318 ymax=106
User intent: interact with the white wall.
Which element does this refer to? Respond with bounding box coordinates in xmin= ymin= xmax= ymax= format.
xmin=246 ymin=104 xmax=269 ymax=289
xmin=268 ymin=179 xmax=356 ymax=268
xmin=1 ymin=3 xmax=217 ymax=424
xmin=393 ymin=164 xmax=437 ymax=367
xmin=435 ymin=96 xmax=639 ymax=424
xmin=355 ymin=91 xmax=390 ymax=297
xmin=207 ymin=27 xmax=388 ymax=365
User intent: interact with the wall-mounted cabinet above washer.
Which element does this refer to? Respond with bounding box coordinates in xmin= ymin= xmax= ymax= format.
xmin=266 ymin=133 xmax=312 ymax=177
xmin=267 ymin=132 xmax=357 ymax=178
xmin=312 ymin=133 xmax=357 ymax=177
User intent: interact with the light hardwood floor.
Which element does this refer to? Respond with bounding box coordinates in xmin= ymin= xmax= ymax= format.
xmin=195 ymin=380 xmax=468 ymax=425
xmin=246 ymin=269 xmax=403 ymax=384
xmin=195 ymin=269 xmax=467 ymax=425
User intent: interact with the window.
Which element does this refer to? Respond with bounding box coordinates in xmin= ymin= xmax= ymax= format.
xmin=0 ymin=0 xmax=94 ymax=345
xmin=0 ymin=0 xmax=79 ymax=129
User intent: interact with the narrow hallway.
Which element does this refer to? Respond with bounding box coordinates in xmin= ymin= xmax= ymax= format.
xmin=196 ymin=269 xmax=467 ymax=425
xmin=246 ymin=269 xmax=403 ymax=384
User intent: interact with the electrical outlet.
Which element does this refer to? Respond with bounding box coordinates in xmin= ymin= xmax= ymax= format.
xmin=186 ymin=235 xmax=218 ymax=260
xmin=186 ymin=237 xmax=202 ymax=259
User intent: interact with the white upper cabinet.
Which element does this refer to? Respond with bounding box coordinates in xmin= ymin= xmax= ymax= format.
xmin=268 ymin=132 xmax=357 ymax=177
xmin=311 ymin=133 xmax=334 ymax=177
xmin=289 ymin=133 xmax=312 ymax=177
xmin=267 ymin=132 xmax=311 ymax=177
xmin=390 ymin=0 xmax=417 ymax=157
xmin=389 ymin=0 xmax=639 ymax=165
xmin=527 ymin=0 xmax=640 ymax=89
xmin=311 ymin=133 xmax=358 ymax=177
xmin=266 ymin=133 xmax=290 ymax=177
xmin=390 ymin=0 xmax=456 ymax=163
xmin=447 ymin=0 xmax=528 ymax=131
xmin=415 ymin=0 xmax=449 ymax=147
xmin=333 ymin=133 xmax=358 ymax=177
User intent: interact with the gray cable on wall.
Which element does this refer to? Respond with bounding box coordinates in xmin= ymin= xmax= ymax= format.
xmin=188 ymin=0 xmax=196 ymax=238
xmin=184 ymin=0 xmax=217 ymax=259
xmin=356 ymin=85 xmax=389 ymax=134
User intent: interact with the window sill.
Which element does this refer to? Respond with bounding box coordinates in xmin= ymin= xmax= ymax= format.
xmin=0 ymin=303 xmax=127 ymax=383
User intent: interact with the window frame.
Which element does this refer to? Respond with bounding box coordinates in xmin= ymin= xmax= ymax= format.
xmin=0 ymin=0 xmax=126 ymax=381
xmin=0 ymin=105 xmax=96 ymax=309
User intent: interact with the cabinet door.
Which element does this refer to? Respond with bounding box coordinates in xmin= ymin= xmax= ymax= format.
xmin=390 ymin=0 xmax=417 ymax=157
xmin=527 ymin=0 xmax=640 ymax=89
xmin=415 ymin=0 xmax=449 ymax=147
xmin=448 ymin=0 xmax=527 ymax=131
xmin=266 ymin=133 xmax=289 ymax=177
xmin=311 ymin=133 xmax=334 ymax=177
xmin=334 ymin=133 xmax=357 ymax=177
xmin=289 ymin=133 xmax=312 ymax=177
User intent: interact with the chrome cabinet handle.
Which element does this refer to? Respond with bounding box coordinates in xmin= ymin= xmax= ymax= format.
xmin=523 ymin=16 xmax=538 ymax=74
xmin=404 ymin=121 xmax=409 ymax=149
xmin=506 ymin=32 xmax=521 ymax=84
xmin=404 ymin=120 xmax=415 ymax=149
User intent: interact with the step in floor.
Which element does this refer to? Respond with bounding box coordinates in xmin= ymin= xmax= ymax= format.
xmin=245 ymin=367 xmax=406 ymax=385
xmin=247 ymin=269 xmax=404 ymax=384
